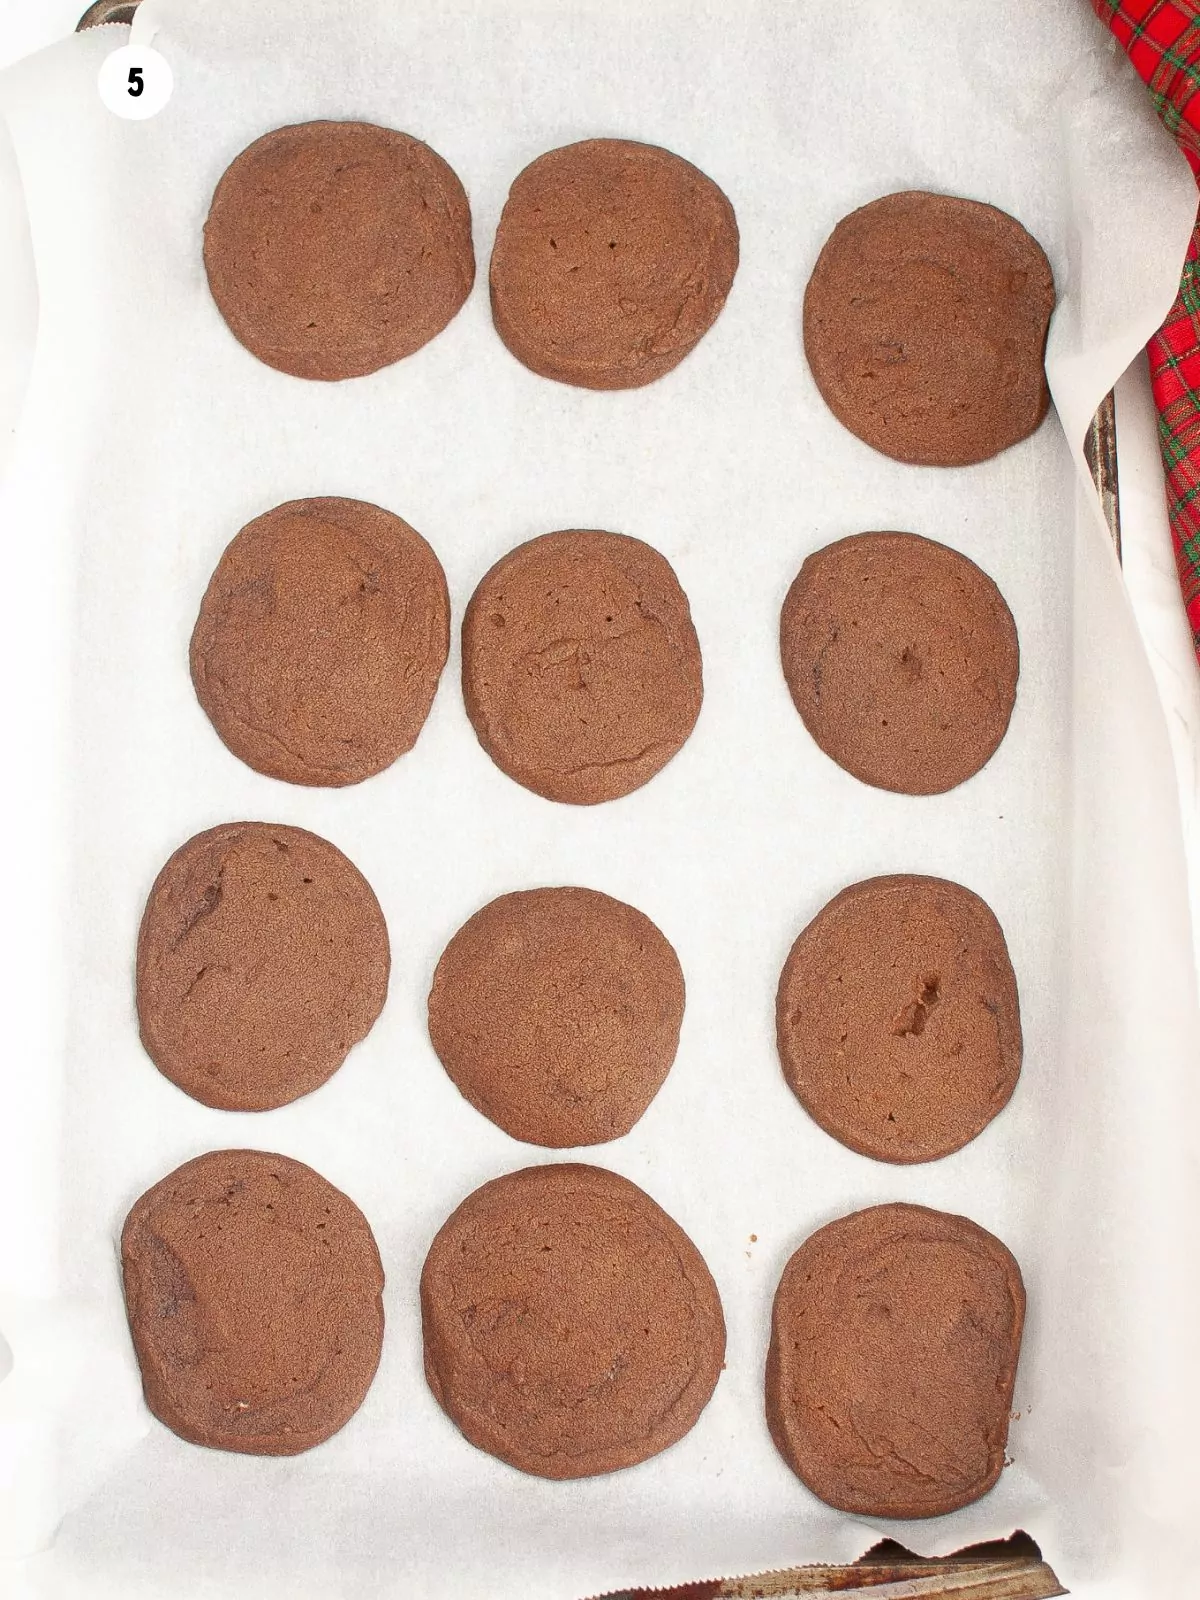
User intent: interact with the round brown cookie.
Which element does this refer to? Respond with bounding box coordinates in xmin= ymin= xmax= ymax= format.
xmin=780 ymin=531 xmax=1019 ymax=795
xmin=190 ymin=497 xmax=450 ymax=787
xmin=803 ymin=190 xmax=1055 ymax=466
xmin=462 ymin=529 xmax=703 ymax=804
xmin=776 ymin=874 xmax=1021 ymax=1163
xmin=428 ymin=887 xmax=684 ymax=1147
xmin=136 ymin=822 xmax=389 ymax=1111
xmin=203 ymin=120 xmax=474 ymax=381
xmin=121 ymin=1149 xmax=385 ymax=1455
xmin=489 ymin=138 xmax=739 ymax=389
xmin=766 ymin=1202 xmax=1025 ymax=1517
xmin=421 ymin=1163 xmax=725 ymax=1477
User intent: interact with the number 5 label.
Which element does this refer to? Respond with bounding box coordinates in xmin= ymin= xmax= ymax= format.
xmin=97 ymin=44 xmax=173 ymax=120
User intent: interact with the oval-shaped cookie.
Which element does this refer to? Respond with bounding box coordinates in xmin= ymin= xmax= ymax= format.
xmin=190 ymin=496 xmax=450 ymax=787
xmin=428 ymin=887 xmax=684 ymax=1147
xmin=766 ymin=1202 xmax=1026 ymax=1517
xmin=121 ymin=1149 xmax=385 ymax=1455
xmin=490 ymin=137 xmax=739 ymax=389
xmin=136 ymin=822 xmax=389 ymax=1111
xmin=421 ymin=1163 xmax=725 ymax=1477
xmin=776 ymin=874 xmax=1021 ymax=1163
xmin=462 ymin=529 xmax=702 ymax=804
xmin=780 ymin=531 xmax=1019 ymax=795
xmin=203 ymin=120 xmax=474 ymax=380
xmin=803 ymin=190 xmax=1055 ymax=466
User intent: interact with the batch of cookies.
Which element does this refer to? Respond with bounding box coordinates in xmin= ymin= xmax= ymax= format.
xmin=120 ymin=120 xmax=1055 ymax=1517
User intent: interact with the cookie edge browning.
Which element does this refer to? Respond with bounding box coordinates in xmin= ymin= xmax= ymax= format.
xmin=134 ymin=821 xmax=391 ymax=1111
xmin=190 ymin=496 xmax=451 ymax=788
xmin=489 ymin=137 xmax=740 ymax=391
xmin=420 ymin=1162 xmax=726 ymax=1478
xmin=765 ymin=1201 xmax=1026 ymax=1517
xmin=427 ymin=886 xmax=686 ymax=1147
xmin=202 ymin=120 xmax=476 ymax=382
xmin=774 ymin=873 xmax=1023 ymax=1163
xmin=461 ymin=529 xmax=704 ymax=805
xmin=120 ymin=1148 xmax=386 ymax=1456
xmin=779 ymin=531 xmax=1020 ymax=796
xmin=802 ymin=189 xmax=1055 ymax=467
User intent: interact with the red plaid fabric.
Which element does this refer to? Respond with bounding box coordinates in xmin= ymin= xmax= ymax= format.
xmin=1092 ymin=0 xmax=1200 ymax=650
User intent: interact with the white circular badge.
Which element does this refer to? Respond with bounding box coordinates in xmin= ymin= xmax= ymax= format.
xmin=97 ymin=45 xmax=173 ymax=121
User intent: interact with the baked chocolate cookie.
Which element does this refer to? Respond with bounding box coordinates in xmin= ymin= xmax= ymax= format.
xmin=462 ymin=529 xmax=702 ymax=804
xmin=490 ymin=138 xmax=739 ymax=389
xmin=766 ymin=1202 xmax=1025 ymax=1517
xmin=136 ymin=822 xmax=389 ymax=1111
xmin=421 ymin=1163 xmax=725 ymax=1477
xmin=428 ymin=887 xmax=684 ymax=1147
xmin=780 ymin=531 xmax=1019 ymax=795
xmin=203 ymin=121 xmax=474 ymax=380
xmin=190 ymin=497 xmax=450 ymax=787
xmin=776 ymin=875 xmax=1022 ymax=1163
xmin=121 ymin=1149 xmax=385 ymax=1455
xmin=803 ymin=190 xmax=1055 ymax=466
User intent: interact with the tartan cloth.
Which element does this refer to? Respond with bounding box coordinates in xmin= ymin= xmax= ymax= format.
xmin=1092 ymin=0 xmax=1200 ymax=651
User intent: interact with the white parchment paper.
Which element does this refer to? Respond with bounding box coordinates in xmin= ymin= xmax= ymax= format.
xmin=2 ymin=2 xmax=1199 ymax=1596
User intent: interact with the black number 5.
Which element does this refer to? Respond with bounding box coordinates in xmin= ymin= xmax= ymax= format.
xmin=127 ymin=66 xmax=144 ymax=97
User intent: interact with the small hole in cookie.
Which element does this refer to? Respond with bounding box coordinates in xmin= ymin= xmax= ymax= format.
xmin=893 ymin=972 xmax=941 ymax=1037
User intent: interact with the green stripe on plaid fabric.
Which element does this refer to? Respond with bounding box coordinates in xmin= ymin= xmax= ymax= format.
xmin=1180 ymin=250 xmax=1200 ymax=318
xmin=1093 ymin=0 xmax=1200 ymax=654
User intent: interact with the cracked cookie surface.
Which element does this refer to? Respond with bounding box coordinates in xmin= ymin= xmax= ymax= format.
xmin=428 ymin=887 xmax=684 ymax=1147
xmin=489 ymin=137 xmax=738 ymax=390
xmin=136 ymin=822 xmax=389 ymax=1110
xmin=766 ymin=1202 xmax=1025 ymax=1517
xmin=121 ymin=1149 xmax=385 ymax=1454
xmin=462 ymin=529 xmax=702 ymax=804
xmin=803 ymin=189 xmax=1054 ymax=466
xmin=780 ymin=531 xmax=1018 ymax=795
xmin=203 ymin=120 xmax=474 ymax=381
xmin=191 ymin=496 xmax=449 ymax=787
xmin=421 ymin=1163 xmax=725 ymax=1477
xmin=776 ymin=874 xmax=1021 ymax=1163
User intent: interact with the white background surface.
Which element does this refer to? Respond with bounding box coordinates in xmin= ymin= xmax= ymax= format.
xmin=0 ymin=3 xmax=1198 ymax=1598
xmin=1116 ymin=358 xmax=1200 ymax=959
xmin=0 ymin=0 xmax=85 ymax=74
